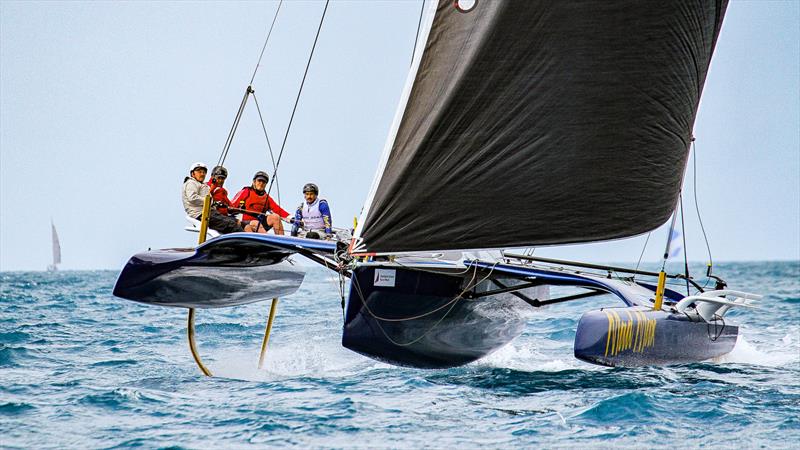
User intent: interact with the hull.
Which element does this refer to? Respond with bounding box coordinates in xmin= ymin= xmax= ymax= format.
xmin=574 ymin=307 xmax=738 ymax=367
xmin=113 ymin=234 xmax=307 ymax=308
xmin=342 ymin=265 xmax=532 ymax=368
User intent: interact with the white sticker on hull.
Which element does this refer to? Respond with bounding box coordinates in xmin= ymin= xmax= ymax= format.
xmin=374 ymin=269 xmax=396 ymax=287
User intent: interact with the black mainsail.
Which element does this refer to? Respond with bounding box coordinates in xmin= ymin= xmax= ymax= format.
xmin=354 ymin=0 xmax=728 ymax=254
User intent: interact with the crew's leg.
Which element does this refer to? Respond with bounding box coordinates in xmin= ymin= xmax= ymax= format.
xmin=266 ymin=214 xmax=284 ymax=235
xmin=245 ymin=219 xmax=270 ymax=233
xmin=207 ymin=211 xmax=240 ymax=235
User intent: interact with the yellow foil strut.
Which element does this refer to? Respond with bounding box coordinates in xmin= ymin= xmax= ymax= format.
xmin=187 ymin=308 xmax=212 ymax=376
xmin=258 ymin=298 xmax=280 ymax=370
xmin=187 ymin=195 xmax=213 ymax=376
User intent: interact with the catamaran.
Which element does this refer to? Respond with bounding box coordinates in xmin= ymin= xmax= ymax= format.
xmin=325 ymin=0 xmax=760 ymax=369
xmin=113 ymin=0 xmax=760 ymax=374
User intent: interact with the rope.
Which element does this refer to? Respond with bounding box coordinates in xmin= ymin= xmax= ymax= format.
xmin=660 ymin=210 xmax=678 ymax=273
xmin=252 ymin=92 xmax=280 ymax=203
xmin=350 ymin=262 xmax=499 ymax=347
xmin=249 ymin=0 xmax=284 ymax=86
xmin=267 ymin=0 xmax=330 ymax=198
xmin=706 ymin=313 xmax=725 ymax=341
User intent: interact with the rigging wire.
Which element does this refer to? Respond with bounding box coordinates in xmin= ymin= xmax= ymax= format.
xmin=217 ymin=1 xmax=283 ymax=168
xmin=249 ymin=0 xmax=284 ymax=86
xmin=217 ymin=86 xmax=253 ymax=167
xmin=679 ymin=193 xmax=691 ymax=295
xmin=632 ymin=231 xmax=652 ymax=282
xmin=691 ymin=139 xmax=714 ymax=287
xmin=409 ymin=0 xmax=426 ymax=66
xmin=267 ymin=0 xmax=330 ymax=198
xmin=252 ymin=92 xmax=280 ymax=203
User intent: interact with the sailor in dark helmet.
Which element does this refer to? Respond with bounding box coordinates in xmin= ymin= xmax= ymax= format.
xmin=181 ymin=162 xmax=241 ymax=234
xmin=292 ymin=183 xmax=332 ymax=239
xmin=231 ymin=171 xmax=294 ymax=234
xmin=207 ymin=166 xmax=233 ymax=215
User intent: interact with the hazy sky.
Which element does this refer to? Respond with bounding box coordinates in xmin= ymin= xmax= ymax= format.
xmin=1 ymin=0 xmax=798 ymax=271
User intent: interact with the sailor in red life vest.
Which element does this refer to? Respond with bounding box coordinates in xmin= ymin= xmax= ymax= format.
xmin=231 ymin=171 xmax=294 ymax=234
xmin=207 ymin=166 xmax=233 ymax=216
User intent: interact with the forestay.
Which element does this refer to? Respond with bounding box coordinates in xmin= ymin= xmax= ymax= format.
xmin=354 ymin=0 xmax=728 ymax=254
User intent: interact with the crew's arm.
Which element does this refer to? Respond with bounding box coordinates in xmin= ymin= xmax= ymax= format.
xmin=216 ymin=189 xmax=233 ymax=208
xmin=319 ymin=200 xmax=332 ymax=234
xmin=268 ymin=196 xmax=290 ymax=219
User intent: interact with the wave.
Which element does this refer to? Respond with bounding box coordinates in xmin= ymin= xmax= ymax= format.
xmin=712 ymin=333 xmax=800 ymax=367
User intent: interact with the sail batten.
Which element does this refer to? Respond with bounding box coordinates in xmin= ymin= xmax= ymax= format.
xmin=356 ymin=0 xmax=728 ymax=255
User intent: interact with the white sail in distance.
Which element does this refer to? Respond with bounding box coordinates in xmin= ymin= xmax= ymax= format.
xmin=51 ymin=221 xmax=61 ymax=267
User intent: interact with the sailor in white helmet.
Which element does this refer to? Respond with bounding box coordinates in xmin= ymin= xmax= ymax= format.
xmin=292 ymin=183 xmax=332 ymax=239
xmin=182 ymin=161 xmax=241 ymax=234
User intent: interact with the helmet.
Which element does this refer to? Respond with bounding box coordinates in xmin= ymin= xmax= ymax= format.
xmin=253 ymin=171 xmax=269 ymax=182
xmin=302 ymin=183 xmax=319 ymax=194
xmin=211 ymin=166 xmax=228 ymax=179
xmin=189 ymin=162 xmax=207 ymax=173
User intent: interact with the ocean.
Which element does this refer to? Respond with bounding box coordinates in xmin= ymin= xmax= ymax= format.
xmin=1 ymin=261 xmax=798 ymax=448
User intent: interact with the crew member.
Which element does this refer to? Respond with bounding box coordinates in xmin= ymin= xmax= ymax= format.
xmin=182 ymin=162 xmax=241 ymax=234
xmin=231 ymin=171 xmax=293 ymax=234
xmin=292 ymin=183 xmax=332 ymax=239
xmin=207 ymin=165 xmax=232 ymax=215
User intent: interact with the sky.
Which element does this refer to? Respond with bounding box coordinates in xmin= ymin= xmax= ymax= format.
xmin=1 ymin=0 xmax=798 ymax=271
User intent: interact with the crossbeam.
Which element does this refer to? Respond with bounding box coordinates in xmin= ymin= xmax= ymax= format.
xmin=503 ymin=252 xmax=706 ymax=292
xmin=467 ymin=280 xmax=546 ymax=298
xmin=485 ymin=278 xmax=606 ymax=308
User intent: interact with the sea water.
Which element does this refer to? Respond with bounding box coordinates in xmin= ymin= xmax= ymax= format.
xmin=1 ymin=262 xmax=798 ymax=448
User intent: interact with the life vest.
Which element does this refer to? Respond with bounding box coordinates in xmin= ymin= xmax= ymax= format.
xmin=208 ymin=181 xmax=231 ymax=215
xmin=299 ymin=198 xmax=330 ymax=231
xmin=237 ymin=187 xmax=269 ymax=221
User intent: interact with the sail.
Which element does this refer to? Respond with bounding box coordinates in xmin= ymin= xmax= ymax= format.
xmin=52 ymin=222 xmax=61 ymax=265
xmin=354 ymin=0 xmax=728 ymax=255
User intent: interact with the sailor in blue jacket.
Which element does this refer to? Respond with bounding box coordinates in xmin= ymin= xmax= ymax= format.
xmin=292 ymin=183 xmax=332 ymax=239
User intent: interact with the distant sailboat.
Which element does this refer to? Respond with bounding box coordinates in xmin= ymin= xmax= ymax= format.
xmin=47 ymin=221 xmax=61 ymax=272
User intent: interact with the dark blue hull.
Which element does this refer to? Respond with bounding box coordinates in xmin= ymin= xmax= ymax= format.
xmin=342 ymin=265 xmax=530 ymax=368
xmin=112 ymin=234 xmax=328 ymax=308
xmin=574 ymin=307 xmax=738 ymax=367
